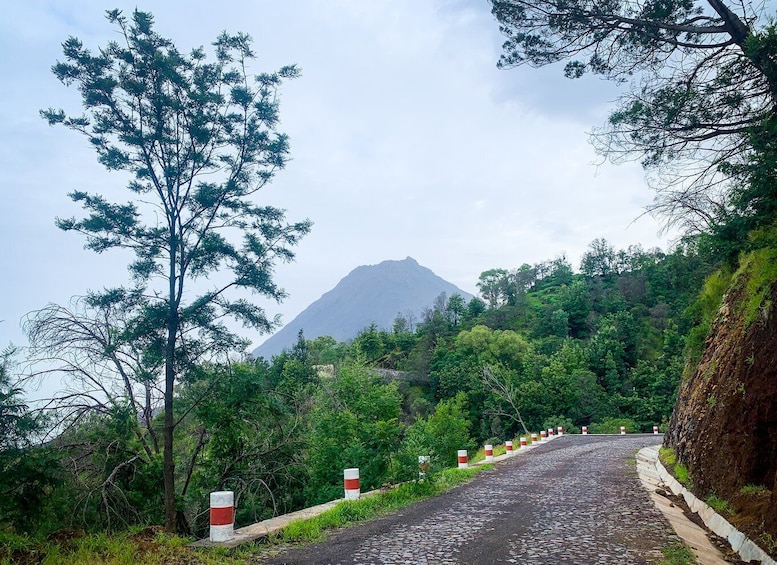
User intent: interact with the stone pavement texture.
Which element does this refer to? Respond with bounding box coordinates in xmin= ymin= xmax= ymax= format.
xmin=260 ymin=435 xmax=685 ymax=564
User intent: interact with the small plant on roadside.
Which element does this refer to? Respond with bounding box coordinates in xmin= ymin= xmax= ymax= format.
xmin=659 ymin=447 xmax=691 ymax=485
xmin=740 ymin=484 xmax=769 ymax=495
xmin=659 ymin=447 xmax=677 ymax=467
xmin=758 ymin=532 xmax=777 ymax=554
xmin=660 ymin=542 xmax=698 ymax=564
xmin=705 ymin=495 xmax=733 ymax=516
xmin=674 ymin=463 xmax=691 ymax=485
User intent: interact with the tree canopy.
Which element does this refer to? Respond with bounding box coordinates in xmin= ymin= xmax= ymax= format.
xmin=40 ymin=9 xmax=310 ymax=531
xmin=491 ymin=0 xmax=777 ymax=236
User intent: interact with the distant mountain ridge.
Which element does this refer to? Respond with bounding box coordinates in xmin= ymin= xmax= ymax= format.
xmin=252 ymin=257 xmax=473 ymax=359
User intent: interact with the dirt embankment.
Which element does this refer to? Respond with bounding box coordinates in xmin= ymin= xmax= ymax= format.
xmin=666 ymin=258 xmax=777 ymax=552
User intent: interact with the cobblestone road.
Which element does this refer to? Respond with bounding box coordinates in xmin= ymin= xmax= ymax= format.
xmin=261 ymin=435 xmax=681 ymax=564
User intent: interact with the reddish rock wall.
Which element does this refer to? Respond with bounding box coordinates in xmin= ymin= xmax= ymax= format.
xmin=666 ymin=277 xmax=777 ymax=537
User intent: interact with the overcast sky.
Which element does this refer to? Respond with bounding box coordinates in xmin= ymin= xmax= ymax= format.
xmin=0 ymin=0 xmax=675 ymax=356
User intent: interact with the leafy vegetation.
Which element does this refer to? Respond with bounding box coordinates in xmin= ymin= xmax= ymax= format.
xmin=660 ymin=448 xmax=692 ymax=487
xmin=37 ymin=8 xmax=310 ymax=532
xmin=1 ymin=237 xmax=720 ymax=542
xmin=740 ymin=484 xmax=769 ymax=495
xmin=705 ymin=495 xmax=733 ymax=516
xmin=11 ymin=0 xmax=777 ymax=555
xmin=659 ymin=543 xmax=698 ymax=565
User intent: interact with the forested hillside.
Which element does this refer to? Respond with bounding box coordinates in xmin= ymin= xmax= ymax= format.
xmin=0 ymin=238 xmax=718 ymax=538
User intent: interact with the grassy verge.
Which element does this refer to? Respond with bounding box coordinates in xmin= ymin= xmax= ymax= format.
xmin=705 ymin=495 xmax=733 ymax=516
xmin=1 ymin=466 xmax=492 ymax=563
xmin=659 ymin=542 xmax=698 ymax=564
xmin=277 ymin=465 xmax=490 ymax=544
xmin=659 ymin=447 xmax=691 ymax=486
xmin=0 ymin=527 xmax=240 ymax=565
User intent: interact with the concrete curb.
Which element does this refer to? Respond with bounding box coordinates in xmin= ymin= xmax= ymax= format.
xmin=638 ymin=446 xmax=777 ymax=565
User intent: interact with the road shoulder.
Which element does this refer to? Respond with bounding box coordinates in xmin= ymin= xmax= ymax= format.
xmin=637 ymin=445 xmax=731 ymax=565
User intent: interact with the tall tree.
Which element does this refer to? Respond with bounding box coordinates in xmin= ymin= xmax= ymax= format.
xmin=490 ymin=0 xmax=777 ymax=234
xmin=580 ymin=238 xmax=617 ymax=278
xmin=41 ymin=9 xmax=310 ymax=531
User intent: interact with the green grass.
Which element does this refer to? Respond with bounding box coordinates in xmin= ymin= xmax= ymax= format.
xmin=279 ymin=465 xmax=489 ymax=544
xmin=705 ymin=494 xmax=733 ymax=516
xmin=660 ymin=543 xmax=698 ymax=564
xmin=684 ymin=267 xmax=734 ymax=370
xmin=1 ymin=465 xmax=493 ymax=563
xmin=659 ymin=446 xmax=677 ymax=467
xmin=471 ymin=443 xmax=509 ymax=463
xmin=740 ymin=484 xmax=769 ymax=495
xmin=674 ymin=463 xmax=690 ymax=485
xmin=758 ymin=532 xmax=777 ymax=555
xmin=0 ymin=528 xmax=241 ymax=565
xmin=659 ymin=447 xmax=691 ymax=486
xmin=739 ymin=247 xmax=777 ymax=326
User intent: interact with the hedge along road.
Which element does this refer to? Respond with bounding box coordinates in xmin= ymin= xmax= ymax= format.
xmin=259 ymin=435 xmax=683 ymax=565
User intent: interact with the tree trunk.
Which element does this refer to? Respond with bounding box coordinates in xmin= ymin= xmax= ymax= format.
xmin=163 ymin=347 xmax=176 ymax=532
xmin=164 ymin=235 xmax=179 ymax=533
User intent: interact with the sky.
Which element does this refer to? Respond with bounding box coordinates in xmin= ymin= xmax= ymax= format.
xmin=0 ymin=0 xmax=676 ymax=360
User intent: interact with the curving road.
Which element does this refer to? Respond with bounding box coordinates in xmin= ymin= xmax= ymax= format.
xmin=261 ymin=435 xmax=681 ymax=564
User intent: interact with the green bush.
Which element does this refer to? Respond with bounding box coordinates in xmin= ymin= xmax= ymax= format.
xmin=389 ymin=392 xmax=474 ymax=482
xmin=588 ymin=417 xmax=638 ymax=434
xmin=705 ymin=495 xmax=733 ymax=515
xmin=542 ymin=415 xmax=577 ymax=434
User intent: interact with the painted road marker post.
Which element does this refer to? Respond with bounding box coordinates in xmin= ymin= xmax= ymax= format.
xmin=209 ymin=491 xmax=235 ymax=543
xmin=582 ymin=426 xmax=588 ymax=435
xmin=506 ymin=441 xmax=513 ymax=456
xmin=418 ymin=456 xmax=430 ymax=480
xmin=548 ymin=427 xmax=554 ymax=438
xmin=620 ymin=426 xmax=626 ymax=435
xmin=521 ymin=436 xmax=528 ymax=448
xmin=344 ymin=468 xmax=360 ymax=500
xmin=540 ymin=430 xmax=547 ymax=442
xmin=458 ymin=450 xmax=469 ymax=469
xmin=653 ymin=426 xmax=659 ymax=434
xmin=485 ymin=444 xmax=494 ymax=462
xmin=557 ymin=426 xmax=563 ymax=436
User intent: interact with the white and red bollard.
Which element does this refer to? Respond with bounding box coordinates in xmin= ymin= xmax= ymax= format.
xmin=557 ymin=426 xmax=563 ymax=436
xmin=548 ymin=427 xmax=554 ymax=438
xmin=344 ymin=468 xmax=360 ymax=500
xmin=506 ymin=441 xmax=513 ymax=456
xmin=620 ymin=426 xmax=626 ymax=435
xmin=521 ymin=436 xmax=528 ymax=448
xmin=540 ymin=430 xmax=547 ymax=442
xmin=209 ymin=490 xmax=235 ymax=542
xmin=530 ymin=433 xmax=537 ymax=445
xmin=653 ymin=426 xmax=659 ymax=435
xmin=458 ymin=449 xmax=469 ymax=469
xmin=582 ymin=426 xmax=588 ymax=435
xmin=484 ymin=444 xmax=494 ymax=462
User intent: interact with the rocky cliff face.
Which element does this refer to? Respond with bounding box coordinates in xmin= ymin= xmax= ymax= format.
xmin=667 ymin=253 xmax=777 ymax=541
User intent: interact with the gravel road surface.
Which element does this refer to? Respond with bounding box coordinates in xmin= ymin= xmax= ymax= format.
xmin=260 ymin=435 xmax=680 ymax=564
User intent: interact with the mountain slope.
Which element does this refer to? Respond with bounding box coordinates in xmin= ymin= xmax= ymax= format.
xmin=252 ymin=257 xmax=472 ymax=359
xmin=667 ymin=248 xmax=777 ymax=547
